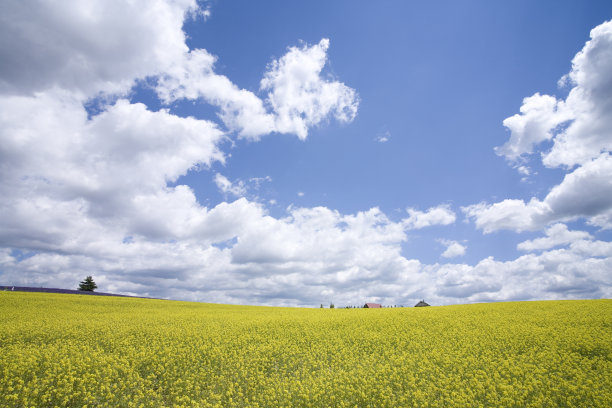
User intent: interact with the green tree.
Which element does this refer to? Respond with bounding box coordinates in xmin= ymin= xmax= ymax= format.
xmin=78 ymin=276 xmax=97 ymax=292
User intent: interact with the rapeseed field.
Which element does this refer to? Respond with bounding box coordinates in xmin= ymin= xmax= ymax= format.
xmin=0 ymin=291 xmax=610 ymax=407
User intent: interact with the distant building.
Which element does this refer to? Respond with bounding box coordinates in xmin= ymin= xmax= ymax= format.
xmin=414 ymin=300 xmax=430 ymax=307
xmin=364 ymin=303 xmax=382 ymax=308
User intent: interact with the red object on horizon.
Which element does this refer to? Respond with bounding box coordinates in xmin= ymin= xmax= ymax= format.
xmin=364 ymin=303 xmax=382 ymax=308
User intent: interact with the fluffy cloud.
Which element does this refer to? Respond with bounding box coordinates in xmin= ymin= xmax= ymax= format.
xmin=440 ymin=241 xmax=467 ymax=258
xmin=231 ymin=206 xmax=406 ymax=265
xmin=544 ymin=154 xmax=612 ymax=228
xmin=156 ymin=49 xmax=277 ymax=138
xmin=261 ymin=39 xmax=359 ymax=140
xmin=495 ymin=93 xmax=571 ymax=162
xmin=429 ymin=246 xmax=612 ymax=302
xmin=469 ymin=21 xmax=612 ymax=233
xmin=463 ymin=199 xmax=549 ymax=234
xmin=544 ymin=21 xmax=612 ymax=168
xmin=517 ymin=224 xmax=592 ymax=251
xmin=156 ymin=39 xmax=359 ymax=140
xmin=464 ymin=153 xmax=612 ymax=232
xmin=403 ymin=205 xmax=456 ymax=230
xmin=496 ymin=20 xmax=612 ymax=168
xmin=3 ymin=209 xmax=610 ymax=306
xmin=0 ymin=0 xmax=197 ymax=98
xmin=0 ymin=94 xmax=227 ymax=247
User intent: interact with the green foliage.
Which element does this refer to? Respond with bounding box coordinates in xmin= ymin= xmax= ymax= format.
xmin=78 ymin=275 xmax=97 ymax=292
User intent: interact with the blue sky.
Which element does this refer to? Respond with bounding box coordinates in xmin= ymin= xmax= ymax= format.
xmin=1 ymin=1 xmax=611 ymax=306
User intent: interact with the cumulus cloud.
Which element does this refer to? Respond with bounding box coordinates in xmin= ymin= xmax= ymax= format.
xmin=469 ymin=21 xmax=612 ymax=233
xmin=517 ymin=224 xmax=592 ymax=251
xmin=3 ymin=207 xmax=611 ymax=305
xmin=156 ymin=49 xmax=277 ymax=138
xmin=0 ymin=0 xmax=196 ymax=98
xmin=261 ymin=39 xmax=359 ymax=140
xmin=403 ymin=205 xmax=456 ymax=230
xmin=496 ymin=20 xmax=612 ymax=168
xmin=231 ymin=206 xmax=405 ymax=264
xmin=495 ymin=93 xmax=571 ymax=162
xmin=156 ymin=38 xmax=359 ymax=140
xmin=464 ymin=153 xmax=612 ymax=232
xmin=429 ymin=246 xmax=612 ymax=302
xmin=463 ymin=199 xmax=550 ymax=234
xmin=440 ymin=241 xmax=466 ymax=258
xmin=0 ymin=94 xmax=227 ymax=247
xmin=544 ymin=21 xmax=612 ymax=168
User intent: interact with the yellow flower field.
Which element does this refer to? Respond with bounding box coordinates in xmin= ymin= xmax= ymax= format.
xmin=0 ymin=292 xmax=610 ymax=407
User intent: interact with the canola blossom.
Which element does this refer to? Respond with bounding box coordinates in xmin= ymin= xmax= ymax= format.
xmin=0 ymin=292 xmax=610 ymax=407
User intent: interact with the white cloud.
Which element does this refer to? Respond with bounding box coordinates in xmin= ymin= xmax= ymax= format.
xmin=463 ymin=199 xmax=550 ymax=234
xmin=495 ymin=93 xmax=571 ymax=162
xmin=545 ymin=154 xmax=612 ymax=228
xmin=156 ymin=38 xmax=359 ymax=140
xmin=568 ymin=238 xmax=612 ymax=257
xmin=440 ymin=241 xmax=466 ymax=258
xmin=516 ymin=165 xmax=532 ymax=177
xmin=464 ymin=154 xmax=612 ymax=232
xmin=517 ymin=223 xmax=592 ymax=251
xmin=214 ymin=174 xmax=247 ymax=198
xmin=430 ymin=247 xmax=612 ymax=302
xmin=230 ymin=207 xmax=406 ymax=266
xmin=3 ymin=203 xmax=610 ymax=306
xmin=544 ymin=20 xmax=612 ymax=168
xmin=516 ymin=165 xmax=534 ymax=182
xmin=261 ymin=39 xmax=359 ymax=140
xmin=212 ymin=174 xmax=271 ymax=200
xmin=156 ymin=49 xmax=277 ymax=138
xmin=0 ymin=94 xmax=225 ymax=197
xmin=0 ymin=94 xmax=227 ymax=246
xmin=0 ymin=0 xmax=197 ymax=98
xmin=403 ymin=205 xmax=456 ymax=230
xmin=469 ymin=21 xmax=612 ymax=234
xmin=249 ymin=176 xmax=272 ymax=189
xmin=496 ymin=20 xmax=612 ymax=168
xmin=375 ymin=131 xmax=390 ymax=143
